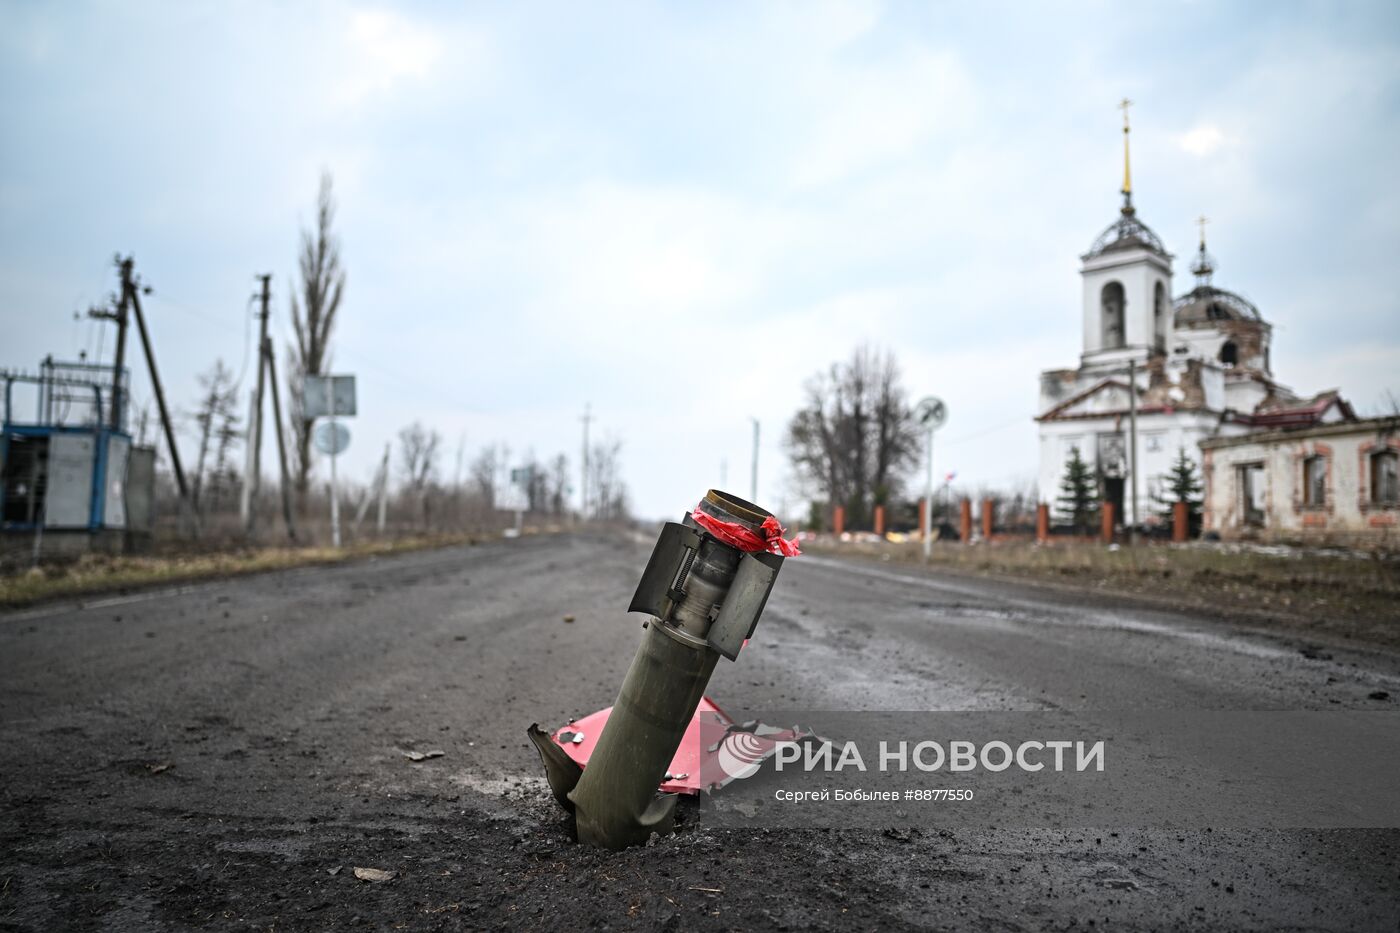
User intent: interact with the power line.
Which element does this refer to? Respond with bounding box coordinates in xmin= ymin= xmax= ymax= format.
xmin=938 ymin=414 xmax=1027 ymax=447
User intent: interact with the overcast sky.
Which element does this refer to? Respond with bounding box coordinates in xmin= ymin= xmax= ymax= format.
xmin=3 ymin=1 xmax=1398 ymax=522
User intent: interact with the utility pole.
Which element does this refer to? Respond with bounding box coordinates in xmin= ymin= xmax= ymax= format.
xmin=750 ymin=417 xmax=760 ymax=503
xmin=377 ymin=442 xmax=389 ymax=535
xmin=259 ymin=275 xmax=297 ymax=541
xmin=580 ymin=402 xmax=593 ymax=520
xmin=109 ymin=261 xmax=130 ymax=428
xmin=239 ymin=388 xmax=257 ymax=527
xmin=353 ymin=444 xmax=389 ymax=535
xmin=1128 ymin=358 xmax=1139 ymax=547
xmin=119 ymin=257 xmax=196 ymax=531
xmin=244 ymin=280 xmax=269 ymax=533
xmin=239 ymin=276 xmax=295 ymax=540
xmin=87 ymin=263 xmax=131 ymax=429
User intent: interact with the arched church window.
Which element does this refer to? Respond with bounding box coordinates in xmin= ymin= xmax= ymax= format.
xmin=1101 ymin=281 xmax=1126 ymax=349
xmin=1219 ymin=341 xmax=1238 ymax=367
xmin=1153 ymin=282 xmax=1166 ymax=352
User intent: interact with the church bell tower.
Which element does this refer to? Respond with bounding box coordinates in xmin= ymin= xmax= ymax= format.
xmin=1078 ymin=99 xmax=1173 ymax=374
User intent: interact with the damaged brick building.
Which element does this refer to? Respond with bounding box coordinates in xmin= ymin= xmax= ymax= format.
xmin=1200 ymin=417 xmax=1399 ymax=546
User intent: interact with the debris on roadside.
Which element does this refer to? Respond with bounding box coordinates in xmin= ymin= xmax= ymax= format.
xmin=402 ymin=749 xmax=445 ymax=762
xmin=562 ymin=614 xmax=576 ymax=623
xmin=146 ymin=761 xmax=173 ymax=774
xmin=352 ymin=867 xmax=395 ymax=883
xmin=527 ymin=490 xmax=802 ymax=849
xmin=541 ymin=695 xmax=817 ymax=795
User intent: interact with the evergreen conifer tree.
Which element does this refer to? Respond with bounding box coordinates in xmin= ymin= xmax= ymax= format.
xmin=1055 ymin=446 xmax=1099 ymax=534
xmin=1155 ymin=446 xmax=1203 ymax=537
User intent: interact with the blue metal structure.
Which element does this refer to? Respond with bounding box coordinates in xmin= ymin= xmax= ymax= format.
xmin=1 ymin=358 xmax=135 ymax=533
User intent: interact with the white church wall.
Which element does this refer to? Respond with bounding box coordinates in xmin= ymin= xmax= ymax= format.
xmin=1174 ymin=327 xmax=1226 ymax=365
xmin=1038 ymin=410 xmax=1219 ymax=525
xmin=1200 ymin=364 xmax=1226 ymax=411
xmin=1224 ymin=376 xmax=1268 ymax=415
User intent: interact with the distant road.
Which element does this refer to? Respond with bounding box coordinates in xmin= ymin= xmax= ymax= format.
xmin=2 ymin=531 xmax=1397 ymax=931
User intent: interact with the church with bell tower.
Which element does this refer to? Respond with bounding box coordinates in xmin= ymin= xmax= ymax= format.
xmin=1036 ymin=101 xmax=1353 ymax=528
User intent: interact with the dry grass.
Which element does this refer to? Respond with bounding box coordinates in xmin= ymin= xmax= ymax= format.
xmin=0 ymin=532 xmax=487 ymax=609
xmin=811 ymin=538 xmax=1400 ymax=650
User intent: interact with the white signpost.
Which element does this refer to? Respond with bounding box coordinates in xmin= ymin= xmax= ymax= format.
xmin=502 ymin=465 xmax=532 ymax=538
xmin=304 ymin=374 xmax=356 ymax=548
xmin=915 ymin=396 xmax=948 ymax=562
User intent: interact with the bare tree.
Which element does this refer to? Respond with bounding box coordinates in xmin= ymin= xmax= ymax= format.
xmin=398 ymin=422 xmax=441 ymax=528
xmin=287 ymin=171 xmax=346 ymax=509
xmin=208 ymin=396 xmax=242 ymax=514
xmin=786 ymin=345 xmax=920 ymax=529
xmin=520 ymin=452 xmax=550 ymax=513
xmin=549 ymin=453 xmax=570 ymax=517
xmin=190 ymin=360 xmax=239 ymax=515
xmin=587 ymin=437 xmax=628 ymax=521
xmin=470 ymin=445 xmax=501 ymax=510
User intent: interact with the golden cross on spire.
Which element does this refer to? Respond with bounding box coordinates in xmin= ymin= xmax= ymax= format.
xmin=1196 ymin=214 xmax=1209 ymax=248
xmin=1119 ymin=98 xmax=1133 ymax=197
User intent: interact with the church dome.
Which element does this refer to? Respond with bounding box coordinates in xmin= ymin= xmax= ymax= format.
xmin=1172 ymin=234 xmax=1263 ymax=323
xmin=1173 ymin=285 xmax=1262 ymax=323
xmin=1086 ymin=204 xmax=1167 ymax=258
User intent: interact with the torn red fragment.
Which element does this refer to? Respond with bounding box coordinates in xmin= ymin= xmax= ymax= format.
xmin=549 ymin=695 xmax=815 ymax=795
xmin=691 ymin=505 xmax=801 ymax=557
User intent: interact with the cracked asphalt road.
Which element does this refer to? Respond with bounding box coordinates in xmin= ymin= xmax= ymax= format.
xmin=2 ymin=531 xmax=1397 ymax=930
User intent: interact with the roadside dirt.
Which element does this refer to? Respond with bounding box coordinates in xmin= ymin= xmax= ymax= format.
xmin=811 ymin=539 xmax=1400 ymax=652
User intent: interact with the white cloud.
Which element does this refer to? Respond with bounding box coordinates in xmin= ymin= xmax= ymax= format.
xmin=790 ymin=49 xmax=976 ymax=188
xmin=334 ymin=9 xmax=452 ymax=106
xmin=1175 ymin=122 xmax=1229 ymax=157
xmin=793 ymin=0 xmax=883 ymax=50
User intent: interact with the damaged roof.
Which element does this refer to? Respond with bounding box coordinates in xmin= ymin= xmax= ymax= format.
xmin=1174 ymin=284 xmax=1264 ymax=325
xmin=1085 ymin=205 xmax=1168 ymax=259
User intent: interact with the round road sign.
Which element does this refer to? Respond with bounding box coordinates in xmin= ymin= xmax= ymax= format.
xmin=915 ymin=396 xmax=947 ymax=432
xmin=313 ymin=421 xmax=351 ymax=455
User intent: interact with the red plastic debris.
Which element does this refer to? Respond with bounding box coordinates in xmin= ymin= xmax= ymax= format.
xmin=691 ymin=505 xmax=801 ymax=557
xmin=549 ymin=696 xmax=814 ymax=795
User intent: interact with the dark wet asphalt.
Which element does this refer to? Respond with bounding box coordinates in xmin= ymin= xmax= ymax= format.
xmin=2 ymin=531 xmax=1397 ymax=931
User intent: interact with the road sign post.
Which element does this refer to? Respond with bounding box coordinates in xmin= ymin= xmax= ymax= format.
xmin=506 ymin=466 xmax=533 ymax=538
xmin=915 ymin=396 xmax=948 ymax=562
xmin=305 ymin=375 xmax=356 ymax=548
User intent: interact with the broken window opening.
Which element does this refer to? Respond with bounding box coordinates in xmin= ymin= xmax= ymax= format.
xmin=1302 ymin=455 xmax=1327 ymax=508
xmin=1371 ymin=450 xmax=1399 ymax=505
xmin=1239 ymin=463 xmax=1265 ymax=527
